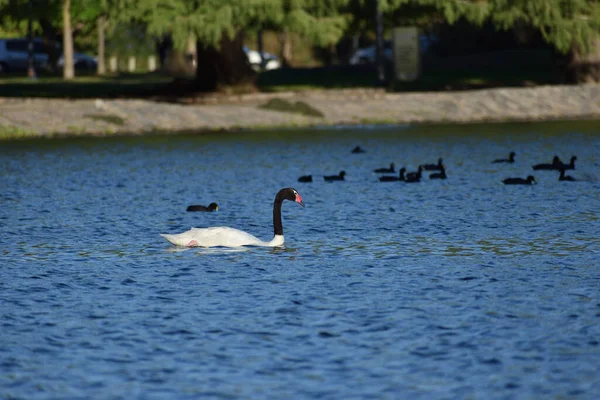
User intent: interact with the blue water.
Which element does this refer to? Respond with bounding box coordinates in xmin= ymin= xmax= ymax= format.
xmin=1 ymin=121 xmax=599 ymax=399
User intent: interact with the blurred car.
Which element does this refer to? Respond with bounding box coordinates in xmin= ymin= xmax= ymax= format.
xmin=244 ymin=46 xmax=281 ymax=71
xmin=348 ymin=36 xmax=437 ymax=65
xmin=349 ymin=41 xmax=392 ymax=65
xmin=57 ymin=52 xmax=98 ymax=70
xmin=0 ymin=38 xmax=50 ymax=72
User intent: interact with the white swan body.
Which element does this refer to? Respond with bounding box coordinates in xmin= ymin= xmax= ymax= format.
xmin=161 ymin=188 xmax=303 ymax=248
xmin=161 ymin=228 xmax=284 ymax=248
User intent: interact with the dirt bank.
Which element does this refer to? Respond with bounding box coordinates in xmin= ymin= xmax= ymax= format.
xmin=0 ymin=84 xmax=599 ymax=138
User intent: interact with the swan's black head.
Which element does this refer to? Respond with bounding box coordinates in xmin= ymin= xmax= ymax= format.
xmin=510 ymin=152 xmax=516 ymax=157
xmin=279 ymin=188 xmax=304 ymax=207
xmin=339 ymin=171 xmax=346 ymax=177
xmin=527 ymin=175 xmax=536 ymax=183
xmin=571 ymin=156 xmax=577 ymax=161
xmin=208 ymin=203 xmax=219 ymax=211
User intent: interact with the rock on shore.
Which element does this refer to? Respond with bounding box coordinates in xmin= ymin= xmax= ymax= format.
xmin=0 ymin=84 xmax=599 ymax=138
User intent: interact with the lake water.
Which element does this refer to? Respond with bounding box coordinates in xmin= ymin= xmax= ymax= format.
xmin=1 ymin=121 xmax=599 ymax=399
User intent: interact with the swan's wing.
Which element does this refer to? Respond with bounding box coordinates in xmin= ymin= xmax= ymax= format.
xmin=161 ymin=226 xmax=268 ymax=248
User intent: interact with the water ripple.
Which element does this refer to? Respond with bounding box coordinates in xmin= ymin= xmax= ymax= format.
xmin=1 ymin=125 xmax=599 ymax=399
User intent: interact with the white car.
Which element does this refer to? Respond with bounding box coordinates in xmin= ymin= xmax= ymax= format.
xmin=244 ymin=46 xmax=281 ymax=71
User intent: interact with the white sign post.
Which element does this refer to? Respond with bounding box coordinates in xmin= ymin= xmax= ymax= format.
xmin=393 ymin=27 xmax=420 ymax=81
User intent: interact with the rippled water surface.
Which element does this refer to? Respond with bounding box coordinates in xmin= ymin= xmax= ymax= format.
xmin=1 ymin=121 xmax=600 ymax=399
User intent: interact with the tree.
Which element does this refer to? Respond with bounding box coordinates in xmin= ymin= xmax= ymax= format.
xmin=62 ymin=0 xmax=74 ymax=78
xmin=396 ymin=0 xmax=600 ymax=82
xmin=117 ymin=0 xmax=349 ymax=91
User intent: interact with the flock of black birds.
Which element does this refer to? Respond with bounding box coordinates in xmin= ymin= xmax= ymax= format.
xmin=184 ymin=147 xmax=581 ymax=213
xmin=299 ymin=146 xmax=448 ymax=184
xmin=500 ymin=154 xmax=578 ymax=185
xmin=296 ymin=146 xmax=580 ymax=187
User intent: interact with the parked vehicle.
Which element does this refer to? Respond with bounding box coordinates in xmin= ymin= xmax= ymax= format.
xmin=348 ymin=35 xmax=437 ymax=65
xmin=57 ymin=52 xmax=98 ymax=70
xmin=0 ymin=38 xmax=50 ymax=72
xmin=349 ymin=41 xmax=393 ymax=65
xmin=0 ymin=37 xmax=97 ymax=73
xmin=243 ymin=46 xmax=281 ymax=71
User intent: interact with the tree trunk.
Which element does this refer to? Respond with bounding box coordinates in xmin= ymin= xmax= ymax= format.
xmin=279 ymin=29 xmax=292 ymax=67
xmin=38 ymin=18 xmax=60 ymax=73
xmin=97 ymin=14 xmax=106 ymax=75
xmin=27 ymin=0 xmax=36 ymax=78
xmin=62 ymin=0 xmax=74 ymax=79
xmin=566 ymin=39 xmax=600 ymax=83
xmin=194 ymin=31 xmax=256 ymax=92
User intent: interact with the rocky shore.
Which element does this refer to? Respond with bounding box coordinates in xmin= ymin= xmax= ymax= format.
xmin=0 ymin=84 xmax=599 ymax=138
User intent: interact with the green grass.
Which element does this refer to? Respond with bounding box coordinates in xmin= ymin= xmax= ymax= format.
xmin=0 ymin=72 xmax=171 ymax=98
xmin=0 ymin=124 xmax=36 ymax=139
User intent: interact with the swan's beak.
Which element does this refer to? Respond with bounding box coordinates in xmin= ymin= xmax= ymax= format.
xmin=295 ymin=193 xmax=305 ymax=207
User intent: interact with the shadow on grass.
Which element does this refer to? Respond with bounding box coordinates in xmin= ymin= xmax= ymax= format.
xmin=0 ymin=52 xmax=563 ymax=100
xmin=0 ymin=72 xmax=172 ymax=99
xmin=257 ymin=63 xmax=560 ymax=93
xmin=84 ymin=113 xmax=126 ymax=125
xmin=258 ymin=98 xmax=324 ymax=117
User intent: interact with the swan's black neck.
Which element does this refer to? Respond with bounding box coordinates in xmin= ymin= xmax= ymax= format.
xmin=273 ymin=192 xmax=285 ymax=236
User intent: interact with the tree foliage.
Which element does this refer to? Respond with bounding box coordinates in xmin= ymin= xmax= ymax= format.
xmin=115 ymin=0 xmax=350 ymax=50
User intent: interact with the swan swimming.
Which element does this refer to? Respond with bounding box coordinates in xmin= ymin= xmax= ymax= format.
xmin=161 ymin=188 xmax=304 ymax=248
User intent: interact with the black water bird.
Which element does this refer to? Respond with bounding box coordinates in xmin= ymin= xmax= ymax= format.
xmin=186 ymin=202 xmax=219 ymax=212
xmin=324 ymin=171 xmax=346 ymax=182
xmin=423 ymin=158 xmax=443 ymax=171
xmin=492 ymin=151 xmax=516 ymax=163
xmin=558 ymin=169 xmax=576 ymax=181
xmin=298 ymin=175 xmax=313 ymax=182
xmin=429 ymin=165 xmax=447 ymax=180
xmin=532 ymin=156 xmax=562 ymax=170
xmin=502 ymin=175 xmax=536 ymax=185
xmin=379 ymin=168 xmax=406 ymax=182
xmin=374 ymin=163 xmax=395 ymax=173
xmin=557 ymin=156 xmax=577 ymax=170
xmin=405 ymin=166 xmax=422 ymax=182
xmin=351 ymin=146 xmax=366 ymax=154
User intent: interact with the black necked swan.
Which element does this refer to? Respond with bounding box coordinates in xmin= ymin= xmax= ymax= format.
xmin=405 ymin=166 xmax=422 ymax=182
xmin=186 ymin=202 xmax=219 ymax=212
xmin=429 ymin=166 xmax=447 ymax=180
xmin=298 ymin=175 xmax=313 ymax=182
xmin=492 ymin=151 xmax=516 ymax=163
xmin=324 ymin=171 xmax=346 ymax=181
xmin=161 ymin=188 xmax=304 ymax=248
xmin=558 ymin=169 xmax=576 ymax=181
xmin=558 ymin=156 xmax=577 ymax=170
xmin=532 ymin=156 xmax=562 ymax=170
xmin=423 ymin=158 xmax=443 ymax=171
xmin=374 ymin=163 xmax=395 ymax=173
xmin=352 ymin=146 xmax=366 ymax=153
xmin=502 ymin=175 xmax=536 ymax=185
xmin=379 ymin=168 xmax=406 ymax=182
